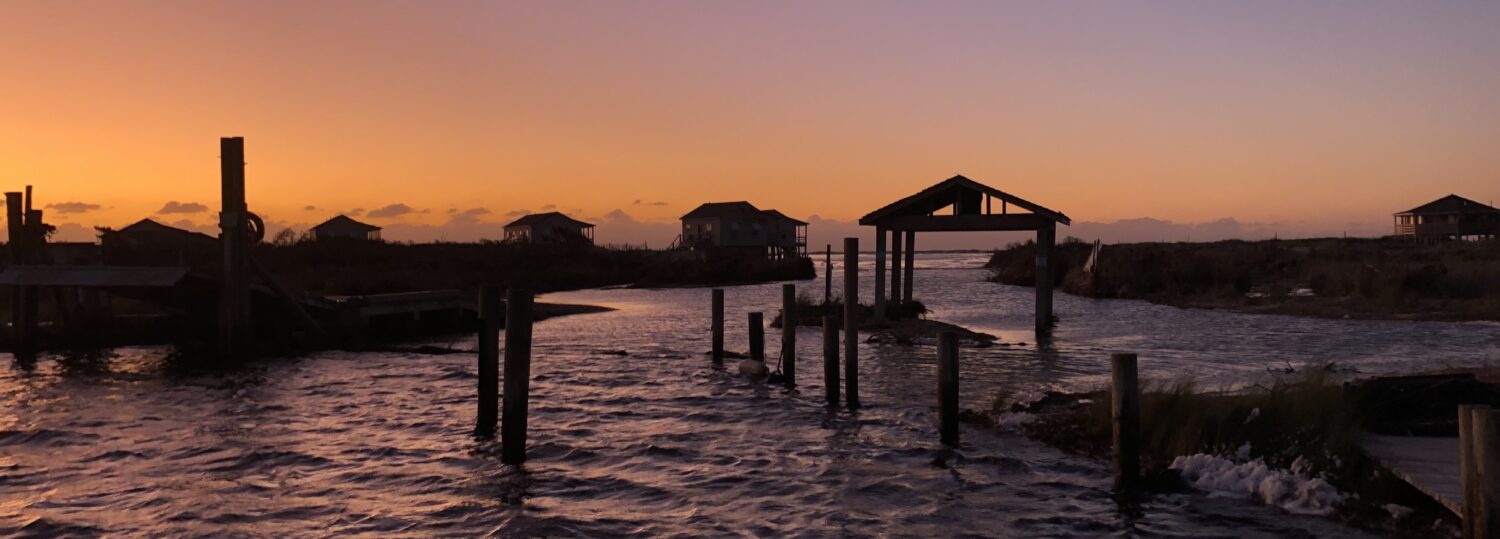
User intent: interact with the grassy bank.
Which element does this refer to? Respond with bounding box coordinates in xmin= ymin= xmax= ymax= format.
xmin=986 ymin=237 xmax=1500 ymax=321
xmin=254 ymin=240 xmax=814 ymax=296
xmin=996 ymin=369 xmax=1486 ymax=536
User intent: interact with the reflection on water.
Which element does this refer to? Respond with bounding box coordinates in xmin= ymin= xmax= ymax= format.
xmin=7 ymin=253 xmax=1490 ymax=536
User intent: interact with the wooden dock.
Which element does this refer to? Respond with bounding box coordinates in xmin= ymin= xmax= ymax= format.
xmin=1361 ymin=434 xmax=1462 ymax=515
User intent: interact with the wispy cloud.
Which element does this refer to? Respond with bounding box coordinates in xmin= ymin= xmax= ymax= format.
xmin=45 ymin=201 xmax=102 ymax=214
xmin=366 ymin=203 xmax=428 ymax=219
xmin=157 ymin=201 xmax=208 ymax=214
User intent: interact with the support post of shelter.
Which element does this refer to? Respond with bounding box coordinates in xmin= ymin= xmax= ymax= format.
xmin=502 ymin=288 xmax=534 ymax=465
xmin=902 ymin=231 xmax=915 ymax=304
xmin=823 ymin=316 xmax=839 ymax=407
xmin=475 ymin=285 xmax=501 ymax=438
xmin=843 ymin=237 xmax=860 ymax=410
xmin=219 ymin=137 xmax=251 ymax=361
xmin=5 ymin=192 xmax=31 ymax=359
xmin=890 ymin=229 xmax=902 ymax=306
xmin=711 ymin=288 xmax=724 ymax=365
xmin=1036 ymin=220 xmax=1055 ymax=335
xmin=781 ymin=284 xmax=796 ymax=389
xmin=824 ymin=245 xmax=832 ymax=305
xmin=874 ymin=228 xmax=886 ymax=321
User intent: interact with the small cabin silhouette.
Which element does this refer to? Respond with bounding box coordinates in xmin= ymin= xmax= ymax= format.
xmin=98 ymin=218 xmax=217 ymax=266
xmin=1393 ymin=195 xmax=1500 ymax=241
xmin=311 ymin=215 xmax=381 ymax=241
xmin=503 ymin=212 xmax=595 ymax=244
xmin=680 ymin=201 xmax=807 ymax=259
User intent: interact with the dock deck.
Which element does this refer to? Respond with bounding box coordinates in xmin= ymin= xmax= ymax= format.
xmin=1361 ymin=434 xmax=1461 ymax=515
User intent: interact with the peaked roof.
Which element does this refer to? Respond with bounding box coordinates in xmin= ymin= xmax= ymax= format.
xmin=858 ymin=174 xmax=1070 ymax=226
xmin=682 ymin=201 xmax=762 ymax=220
xmin=116 ymin=218 xmax=217 ymax=240
xmin=1396 ymin=194 xmax=1500 ymax=216
xmin=504 ymin=211 xmax=594 ymax=229
xmin=311 ymin=214 xmax=381 ymax=232
xmin=761 ymin=209 xmax=808 ymax=226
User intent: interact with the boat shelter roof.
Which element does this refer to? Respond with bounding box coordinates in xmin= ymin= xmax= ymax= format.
xmin=858 ymin=175 xmax=1070 ymax=231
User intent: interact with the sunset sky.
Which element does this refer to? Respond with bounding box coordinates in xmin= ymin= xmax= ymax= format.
xmin=2 ymin=1 xmax=1497 ymax=247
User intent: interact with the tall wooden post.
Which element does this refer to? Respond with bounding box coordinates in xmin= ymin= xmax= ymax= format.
xmin=843 ymin=237 xmax=860 ymax=410
xmin=781 ymin=284 xmax=796 ymax=388
xmin=6 ymin=192 xmax=29 ymax=357
xmin=1463 ymin=405 xmax=1500 ymax=538
xmin=902 ymin=230 xmax=916 ymax=303
xmin=824 ymin=245 xmax=832 ymax=305
xmin=219 ymin=137 xmax=251 ymax=361
xmin=502 ymin=288 xmax=534 ymax=465
xmin=475 ymin=286 xmax=502 ymax=438
xmin=823 ymin=316 xmax=839 ymax=407
xmin=1036 ymin=221 xmax=1055 ymax=335
xmin=1112 ymin=353 xmax=1141 ymax=493
xmin=890 ymin=229 xmax=903 ymax=308
xmin=937 ymin=332 xmax=960 ymax=446
xmin=874 ymin=228 xmax=887 ymax=321
xmin=711 ymin=288 xmax=724 ymax=365
xmin=748 ymin=312 xmax=764 ymax=363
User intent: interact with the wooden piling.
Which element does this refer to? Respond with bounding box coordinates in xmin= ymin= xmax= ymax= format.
xmin=1112 ymin=353 xmax=1141 ymax=493
xmin=781 ymin=284 xmax=796 ymax=388
xmin=874 ymin=228 xmax=887 ymax=320
xmin=902 ymin=230 xmax=915 ymax=303
xmin=219 ymin=137 xmax=251 ymax=361
xmin=937 ymin=331 xmax=960 ymax=446
xmin=711 ymin=288 xmax=724 ymax=365
xmin=5 ymin=192 xmax=29 ymax=357
xmin=1463 ymin=405 xmax=1500 ymax=538
xmin=475 ymin=286 xmax=502 ymax=438
xmin=824 ymin=245 xmax=832 ymax=305
xmin=749 ymin=311 xmax=764 ymax=363
xmin=823 ymin=316 xmax=839 ymax=407
xmin=843 ymin=237 xmax=859 ymax=410
xmin=501 ymin=288 xmax=534 ymax=465
xmin=1036 ymin=221 xmax=1055 ymax=334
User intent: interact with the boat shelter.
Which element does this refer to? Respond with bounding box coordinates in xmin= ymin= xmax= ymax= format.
xmin=859 ymin=175 xmax=1071 ymax=334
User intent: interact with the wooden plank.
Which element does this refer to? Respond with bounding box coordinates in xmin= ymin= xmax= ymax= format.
xmin=1362 ymin=434 xmax=1462 ymax=515
xmin=0 ymin=266 xmax=189 ymax=287
xmin=881 ymin=213 xmax=1044 ymax=232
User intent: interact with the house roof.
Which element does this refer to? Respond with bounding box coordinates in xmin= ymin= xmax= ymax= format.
xmin=1396 ymin=194 xmax=1500 ymax=216
xmin=681 ymin=201 xmax=763 ymax=220
xmin=312 ymin=214 xmax=382 ymax=232
xmin=761 ymin=209 xmax=808 ymax=226
xmin=113 ymin=218 xmax=217 ymax=240
xmin=503 ymin=211 xmax=594 ymax=229
xmin=859 ymin=174 xmax=1070 ymax=226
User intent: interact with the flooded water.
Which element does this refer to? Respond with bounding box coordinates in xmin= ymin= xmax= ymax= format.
xmin=4 ymin=253 xmax=1497 ymax=537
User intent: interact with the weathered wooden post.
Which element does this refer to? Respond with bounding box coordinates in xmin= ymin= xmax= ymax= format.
xmin=748 ymin=312 xmax=764 ymax=363
xmin=1462 ymin=404 xmax=1500 ymax=538
xmin=5 ymin=192 xmax=29 ymax=357
xmin=219 ymin=137 xmax=251 ymax=361
xmin=781 ymin=284 xmax=796 ymax=388
xmin=843 ymin=237 xmax=860 ymax=410
xmin=937 ymin=331 xmax=960 ymax=446
xmin=502 ymin=288 xmax=534 ymax=465
xmin=711 ymin=288 xmax=724 ymax=365
xmin=874 ymin=228 xmax=887 ymax=321
xmin=475 ymin=285 xmax=502 ymax=438
xmin=1112 ymin=353 xmax=1141 ymax=493
xmin=824 ymin=245 xmax=832 ymax=305
xmin=823 ymin=316 xmax=839 ymax=407
xmin=902 ymin=230 xmax=915 ymax=303
xmin=890 ymin=229 xmax=903 ymax=308
xmin=1036 ymin=220 xmax=1056 ymax=334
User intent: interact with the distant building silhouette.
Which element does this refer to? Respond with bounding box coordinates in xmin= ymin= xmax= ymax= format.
xmin=680 ymin=201 xmax=807 ymax=259
xmin=311 ymin=215 xmax=382 ymax=241
xmin=98 ymin=218 xmax=217 ymax=266
xmin=503 ymin=212 xmax=595 ymax=244
xmin=1393 ymin=195 xmax=1500 ymax=241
